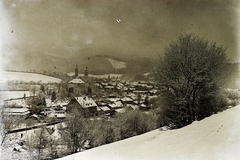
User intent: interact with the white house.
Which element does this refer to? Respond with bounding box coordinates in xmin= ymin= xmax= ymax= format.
xmin=3 ymin=107 xmax=30 ymax=117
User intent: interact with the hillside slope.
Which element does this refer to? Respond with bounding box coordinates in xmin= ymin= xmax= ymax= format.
xmin=59 ymin=105 xmax=240 ymax=160
xmin=4 ymin=52 xmax=155 ymax=75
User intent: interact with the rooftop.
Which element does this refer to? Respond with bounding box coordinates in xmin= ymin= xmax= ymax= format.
xmin=69 ymin=78 xmax=85 ymax=84
xmin=75 ymin=96 xmax=97 ymax=108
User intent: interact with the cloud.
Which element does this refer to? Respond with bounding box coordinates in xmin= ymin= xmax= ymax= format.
xmin=2 ymin=0 xmax=239 ymax=63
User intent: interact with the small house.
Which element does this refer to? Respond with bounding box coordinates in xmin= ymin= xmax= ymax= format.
xmin=98 ymin=106 xmax=115 ymax=115
xmin=68 ymin=78 xmax=85 ymax=93
xmin=67 ymin=96 xmax=98 ymax=117
xmin=121 ymin=97 xmax=134 ymax=105
xmin=54 ymin=109 xmax=66 ymax=119
xmin=108 ymin=101 xmax=123 ymax=109
xmin=139 ymin=104 xmax=151 ymax=111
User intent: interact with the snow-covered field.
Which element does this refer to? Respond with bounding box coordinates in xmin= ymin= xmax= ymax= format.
xmin=0 ymin=91 xmax=31 ymax=100
xmin=59 ymin=105 xmax=240 ymax=160
xmin=0 ymin=71 xmax=62 ymax=83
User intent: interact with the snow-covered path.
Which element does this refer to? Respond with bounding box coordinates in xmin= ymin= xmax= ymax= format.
xmin=59 ymin=105 xmax=240 ymax=160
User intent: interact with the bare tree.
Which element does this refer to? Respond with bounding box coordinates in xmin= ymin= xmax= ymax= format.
xmin=25 ymin=132 xmax=38 ymax=159
xmin=30 ymin=86 xmax=37 ymax=97
xmin=28 ymin=126 xmax=49 ymax=159
xmin=154 ymin=34 xmax=227 ymax=128
xmin=0 ymin=111 xmax=22 ymax=145
xmin=60 ymin=108 xmax=89 ymax=154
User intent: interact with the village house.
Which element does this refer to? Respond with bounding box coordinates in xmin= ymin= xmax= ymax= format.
xmin=104 ymin=85 xmax=115 ymax=91
xmin=3 ymin=107 xmax=30 ymax=117
xmin=120 ymin=97 xmax=134 ymax=105
xmin=2 ymin=98 xmax=31 ymax=117
xmin=68 ymin=78 xmax=85 ymax=86
xmin=108 ymin=101 xmax=123 ymax=110
xmin=54 ymin=108 xmax=66 ymax=119
xmin=139 ymin=104 xmax=151 ymax=111
xmin=68 ymin=78 xmax=85 ymax=93
xmin=67 ymin=96 xmax=98 ymax=117
xmin=98 ymin=106 xmax=115 ymax=116
xmin=41 ymin=107 xmax=53 ymax=116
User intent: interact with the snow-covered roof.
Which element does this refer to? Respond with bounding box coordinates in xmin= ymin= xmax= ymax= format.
xmin=56 ymin=113 xmax=66 ymax=118
xmin=126 ymin=104 xmax=139 ymax=110
xmin=149 ymin=89 xmax=158 ymax=94
xmin=105 ymin=86 xmax=114 ymax=89
xmin=75 ymin=96 xmax=97 ymax=108
xmin=69 ymin=78 xmax=85 ymax=84
xmin=108 ymin=98 xmax=120 ymax=102
xmin=121 ymin=97 xmax=133 ymax=102
xmin=127 ymin=93 xmax=137 ymax=97
xmin=115 ymin=108 xmax=126 ymax=113
xmin=3 ymin=107 xmax=30 ymax=115
xmin=108 ymin=101 xmax=123 ymax=109
xmin=99 ymin=106 xmax=111 ymax=111
xmin=30 ymin=114 xmax=40 ymax=119
xmin=140 ymin=104 xmax=147 ymax=107
xmin=133 ymin=90 xmax=148 ymax=94
xmin=50 ymin=100 xmax=70 ymax=107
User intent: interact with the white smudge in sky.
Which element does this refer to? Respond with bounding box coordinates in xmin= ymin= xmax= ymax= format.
xmin=0 ymin=1 xmax=18 ymax=72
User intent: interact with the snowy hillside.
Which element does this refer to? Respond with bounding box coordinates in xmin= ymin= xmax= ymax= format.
xmin=106 ymin=58 xmax=126 ymax=70
xmin=0 ymin=71 xmax=62 ymax=83
xmin=59 ymin=105 xmax=240 ymax=160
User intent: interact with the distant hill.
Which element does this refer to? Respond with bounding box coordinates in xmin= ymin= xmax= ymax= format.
xmin=6 ymin=52 xmax=237 ymax=88
xmin=4 ymin=53 xmax=155 ymax=75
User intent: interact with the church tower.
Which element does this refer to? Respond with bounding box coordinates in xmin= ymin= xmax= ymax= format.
xmin=84 ymin=66 xmax=88 ymax=77
xmin=75 ymin=65 xmax=79 ymax=77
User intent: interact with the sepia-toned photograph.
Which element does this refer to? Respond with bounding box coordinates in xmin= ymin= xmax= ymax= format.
xmin=0 ymin=0 xmax=240 ymax=159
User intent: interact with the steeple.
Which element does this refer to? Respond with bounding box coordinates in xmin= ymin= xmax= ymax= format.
xmin=75 ymin=65 xmax=79 ymax=77
xmin=84 ymin=66 xmax=88 ymax=77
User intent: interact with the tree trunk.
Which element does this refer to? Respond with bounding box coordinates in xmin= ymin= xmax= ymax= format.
xmin=191 ymin=85 xmax=198 ymax=122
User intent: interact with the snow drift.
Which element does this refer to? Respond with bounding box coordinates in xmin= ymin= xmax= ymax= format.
xmin=59 ymin=105 xmax=240 ymax=160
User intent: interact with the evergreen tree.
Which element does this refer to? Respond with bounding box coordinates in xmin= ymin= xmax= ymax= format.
xmin=51 ymin=90 xmax=56 ymax=102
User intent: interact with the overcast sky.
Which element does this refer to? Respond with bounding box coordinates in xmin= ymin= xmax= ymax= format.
xmin=0 ymin=0 xmax=240 ymax=67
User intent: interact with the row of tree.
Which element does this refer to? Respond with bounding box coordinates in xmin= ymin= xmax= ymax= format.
xmin=60 ymin=108 xmax=158 ymax=155
xmin=17 ymin=108 xmax=158 ymax=159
